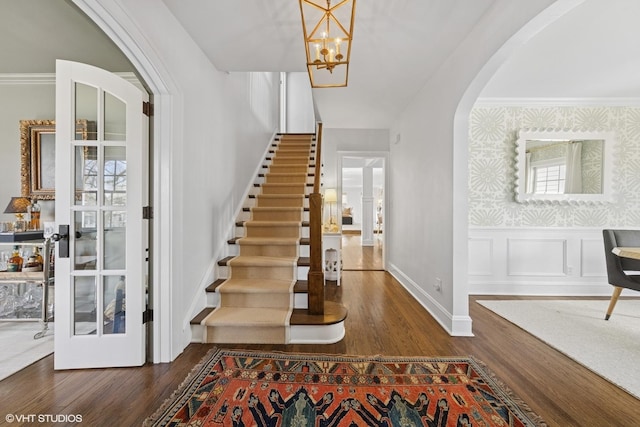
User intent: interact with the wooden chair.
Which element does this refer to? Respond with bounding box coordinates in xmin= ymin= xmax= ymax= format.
xmin=602 ymin=229 xmax=640 ymax=320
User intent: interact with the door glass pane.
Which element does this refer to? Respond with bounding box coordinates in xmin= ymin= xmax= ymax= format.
xmin=74 ymin=276 xmax=96 ymax=335
xmin=104 ymin=92 xmax=126 ymax=141
xmin=75 ymin=83 xmax=98 ymax=140
xmin=104 ymin=147 xmax=126 ymax=206
xmin=74 ymin=211 xmax=97 ymax=270
xmin=104 ymin=211 xmax=126 ymax=270
xmin=75 ymin=146 xmax=98 ymax=206
xmin=103 ymin=276 xmax=126 ymax=334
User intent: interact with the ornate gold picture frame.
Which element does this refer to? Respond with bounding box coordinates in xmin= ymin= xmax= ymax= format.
xmin=20 ymin=119 xmax=89 ymax=200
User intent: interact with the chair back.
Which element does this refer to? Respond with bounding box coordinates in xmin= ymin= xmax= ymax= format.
xmin=603 ymin=230 xmax=640 ymax=283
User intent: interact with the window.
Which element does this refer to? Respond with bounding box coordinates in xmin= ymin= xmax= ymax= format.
xmin=533 ymin=163 xmax=566 ymax=194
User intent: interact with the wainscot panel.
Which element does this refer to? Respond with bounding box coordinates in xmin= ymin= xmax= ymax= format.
xmin=468 ymin=228 xmax=613 ymax=295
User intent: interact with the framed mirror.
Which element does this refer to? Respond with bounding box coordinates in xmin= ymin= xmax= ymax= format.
xmin=20 ymin=119 xmax=90 ymax=200
xmin=515 ymin=128 xmax=616 ymax=204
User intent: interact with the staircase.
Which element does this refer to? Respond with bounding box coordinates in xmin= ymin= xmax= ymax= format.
xmin=191 ymin=133 xmax=346 ymax=344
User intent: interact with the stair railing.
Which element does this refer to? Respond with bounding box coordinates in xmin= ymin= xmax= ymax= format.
xmin=308 ymin=121 xmax=325 ymax=315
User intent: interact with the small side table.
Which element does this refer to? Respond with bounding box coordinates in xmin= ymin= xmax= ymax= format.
xmin=322 ymin=232 xmax=342 ymax=286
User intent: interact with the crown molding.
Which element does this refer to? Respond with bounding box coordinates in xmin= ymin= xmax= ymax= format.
xmin=474 ymin=97 xmax=640 ymax=107
xmin=0 ymin=73 xmax=55 ymax=84
xmin=0 ymin=72 xmax=140 ymax=85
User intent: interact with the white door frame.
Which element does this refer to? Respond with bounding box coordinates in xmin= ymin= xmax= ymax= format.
xmin=337 ymin=151 xmax=389 ymax=270
xmin=73 ymin=0 xmax=178 ymax=362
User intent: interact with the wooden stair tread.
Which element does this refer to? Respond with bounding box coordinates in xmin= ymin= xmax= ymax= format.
xmin=191 ymin=301 xmax=347 ymax=326
xmin=227 ymin=237 xmax=310 ymax=245
xmin=243 ymin=207 xmax=310 ymax=212
xmin=217 ymin=256 xmax=310 ymax=266
xmin=258 ymin=174 xmax=315 ymax=178
xmin=290 ymin=302 xmax=348 ymax=325
xmin=206 ymin=279 xmax=308 ymax=293
xmin=262 ymin=165 xmax=316 ymax=169
xmin=236 ymin=220 xmax=309 ymax=226
xmin=191 ymin=307 xmax=214 ymax=324
xmin=254 ymin=183 xmax=314 ymax=187
xmin=248 ymin=194 xmax=310 ymax=199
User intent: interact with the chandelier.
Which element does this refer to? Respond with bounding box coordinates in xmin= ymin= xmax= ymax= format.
xmin=299 ymin=0 xmax=356 ymax=88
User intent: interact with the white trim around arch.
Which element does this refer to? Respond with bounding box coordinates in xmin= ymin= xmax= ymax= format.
xmin=72 ymin=0 xmax=182 ymax=363
xmin=452 ymin=0 xmax=586 ymax=334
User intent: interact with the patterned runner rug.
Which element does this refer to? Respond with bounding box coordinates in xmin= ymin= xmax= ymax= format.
xmin=144 ymin=348 xmax=546 ymax=426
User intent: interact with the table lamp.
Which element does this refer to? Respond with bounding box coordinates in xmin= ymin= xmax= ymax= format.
xmin=4 ymin=197 xmax=31 ymax=232
xmin=324 ymin=188 xmax=338 ymax=231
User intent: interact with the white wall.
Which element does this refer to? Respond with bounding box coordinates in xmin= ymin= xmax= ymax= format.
xmin=0 ymin=83 xmax=56 ymax=223
xmin=387 ymin=0 xmax=560 ymax=336
xmin=286 ymin=72 xmax=315 ymax=134
xmin=322 ymin=128 xmax=390 ymax=190
xmin=467 ymin=103 xmax=640 ymax=294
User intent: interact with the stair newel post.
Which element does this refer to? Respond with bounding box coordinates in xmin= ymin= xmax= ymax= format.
xmin=308 ymin=192 xmax=325 ymax=314
xmin=308 ymin=122 xmax=325 ymax=315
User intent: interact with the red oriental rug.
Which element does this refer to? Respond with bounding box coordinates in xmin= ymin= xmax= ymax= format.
xmin=144 ymin=348 xmax=546 ymax=427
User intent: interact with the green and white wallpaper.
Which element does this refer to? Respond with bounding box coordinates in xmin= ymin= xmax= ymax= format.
xmin=468 ymin=105 xmax=640 ymax=227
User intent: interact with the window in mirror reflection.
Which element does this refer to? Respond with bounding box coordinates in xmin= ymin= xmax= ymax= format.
xmin=524 ymin=139 xmax=603 ymax=195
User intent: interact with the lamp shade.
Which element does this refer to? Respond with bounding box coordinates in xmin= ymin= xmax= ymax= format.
xmin=324 ymin=189 xmax=338 ymax=203
xmin=4 ymin=197 xmax=31 ymax=214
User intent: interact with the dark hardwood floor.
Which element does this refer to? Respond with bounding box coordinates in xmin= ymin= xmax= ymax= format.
xmin=1 ymin=271 xmax=639 ymax=425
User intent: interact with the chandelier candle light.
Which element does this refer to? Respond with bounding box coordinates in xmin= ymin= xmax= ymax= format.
xmin=299 ymin=0 xmax=356 ymax=88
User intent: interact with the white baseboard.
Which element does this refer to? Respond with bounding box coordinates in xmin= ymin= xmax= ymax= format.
xmin=388 ymin=263 xmax=473 ymax=337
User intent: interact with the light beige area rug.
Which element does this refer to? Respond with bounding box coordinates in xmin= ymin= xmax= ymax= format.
xmin=477 ymin=299 xmax=640 ymax=400
xmin=0 ymin=322 xmax=53 ymax=381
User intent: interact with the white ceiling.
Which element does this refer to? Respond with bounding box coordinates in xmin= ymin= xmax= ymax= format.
xmin=160 ymin=0 xmax=499 ymax=129
xmin=1 ymin=1 xmax=639 ymax=128
xmin=481 ymin=0 xmax=640 ymax=99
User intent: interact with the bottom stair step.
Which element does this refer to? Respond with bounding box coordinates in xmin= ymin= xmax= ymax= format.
xmin=191 ymin=301 xmax=347 ymax=327
xmin=191 ymin=301 xmax=347 ymax=344
xmin=202 ymin=307 xmax=291 ymax=344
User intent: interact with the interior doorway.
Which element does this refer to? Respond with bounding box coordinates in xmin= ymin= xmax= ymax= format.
xmin=338 ymin=153 xmax=387 ymax=271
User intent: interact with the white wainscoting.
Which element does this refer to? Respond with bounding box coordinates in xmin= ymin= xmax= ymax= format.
xmin=468 ymin=227 xmax=619 ymax=295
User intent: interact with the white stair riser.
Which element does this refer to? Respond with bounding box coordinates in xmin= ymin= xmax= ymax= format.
xmin=235 ymin=226 xmax=309 ymax=238
xmin=207 ymin=292 xmax=220 ymax=306
xmin=237 ymin=211 xmax=310 ymax=222
xmin=227 ymin=244 xmax=310 ymax=257
xmin=206 ymin=291 xmax=307 ymax=308
xmin=294 ymin=293 xmax=308 ymax=309
xmin=254 ymin=176 xmax=313 ymax=185
xmin=243 ymin=199 xmax=310 ymax=209
xmin=249 ymin=188 xmax=312 ymax=197
xmin=217 ymin=265 xmax=309 ymax=280
xmin=191 ymin=320 xmax=345 ymax=344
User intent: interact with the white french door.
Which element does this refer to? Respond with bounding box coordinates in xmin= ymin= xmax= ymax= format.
xmin=54 ymin=60 xmax=148 ymax=369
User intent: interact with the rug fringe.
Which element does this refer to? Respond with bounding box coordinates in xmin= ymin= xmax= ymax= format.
xmin=143 ymin=347 xmax=222 ymax=427
xmin=470 ymin=356 xmax=548 ymax=427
